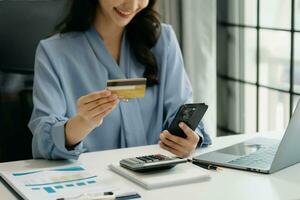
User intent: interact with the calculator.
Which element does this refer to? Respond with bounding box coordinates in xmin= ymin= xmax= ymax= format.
xmin=119 ymin=154 xmax=188 ymax=172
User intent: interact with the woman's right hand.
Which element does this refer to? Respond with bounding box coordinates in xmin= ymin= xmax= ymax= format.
xmin=76 ymin=90 xmax=119 ymax=130
xmin=65 ymin=90 xmax=119 ymax=147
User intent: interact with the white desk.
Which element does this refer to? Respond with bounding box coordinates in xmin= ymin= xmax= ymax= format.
xmin=1 ymin=133 xmax=300 ymax=200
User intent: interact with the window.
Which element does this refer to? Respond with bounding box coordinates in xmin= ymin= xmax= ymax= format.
xmin=217 ymin=0 xmax=299 ymax=135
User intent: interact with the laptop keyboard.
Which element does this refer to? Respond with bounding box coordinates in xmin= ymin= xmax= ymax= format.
xmin=228 ymin=144 xmax=279 ymax=169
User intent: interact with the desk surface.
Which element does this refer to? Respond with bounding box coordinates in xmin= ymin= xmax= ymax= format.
xmin=1 ymin=133 xmax=300 ymax=200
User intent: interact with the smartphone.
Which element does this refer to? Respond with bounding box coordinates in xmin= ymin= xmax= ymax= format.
xmin=167 ymin=103 xmax=208 ymax=138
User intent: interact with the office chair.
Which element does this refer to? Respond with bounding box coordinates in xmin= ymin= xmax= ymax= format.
xmin=0 ymin=0 xmax=67 ymax=162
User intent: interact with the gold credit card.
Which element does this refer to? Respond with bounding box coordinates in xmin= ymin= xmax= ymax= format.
xmin=107 ymin=78 xmax=147 ymax=99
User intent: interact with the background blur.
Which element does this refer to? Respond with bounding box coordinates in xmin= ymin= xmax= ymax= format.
xmin=0 ymin=0 xmax=298 ymax=162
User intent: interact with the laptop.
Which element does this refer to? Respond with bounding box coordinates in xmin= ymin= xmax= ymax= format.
xmin=193 ymin=101 xmax=300 ymax=174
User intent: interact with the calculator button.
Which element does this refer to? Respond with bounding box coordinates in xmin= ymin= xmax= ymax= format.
xmin=153 ymin=155 xmax=162 ymax=160
xmin=129 ymin=158 xmax=144 ymax=164
xmin=155 ymin=154 xmax=170 ymax=160
xmin=148 ymin=156 xmax=160 ymax=162
xmin=143 ymin=156 xmax=154 ymax=163
xmin=144 ymin=156 xmax=155 ymax=161
xmin=136 ymin=157 xmax=149 ymax=162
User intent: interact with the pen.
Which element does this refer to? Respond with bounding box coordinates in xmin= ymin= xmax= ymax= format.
xmin=190 ymin=160 xmax=221 ymax=171
xmin=56 ymin=191 xmax=115 ymax=200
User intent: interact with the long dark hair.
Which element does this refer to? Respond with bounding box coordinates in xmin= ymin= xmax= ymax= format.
xmin=55 ymin=0 xmax=161 ymax=86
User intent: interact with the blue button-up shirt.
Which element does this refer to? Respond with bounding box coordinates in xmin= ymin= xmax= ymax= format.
xmin=28 ymin=24 xmax=212 ymax=160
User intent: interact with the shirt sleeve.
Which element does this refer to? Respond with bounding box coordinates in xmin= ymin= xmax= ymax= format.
xmin=162 ymin=25 xmax=212 ymax=148
xmin=28 ymin=43 xmax=86 ymax=160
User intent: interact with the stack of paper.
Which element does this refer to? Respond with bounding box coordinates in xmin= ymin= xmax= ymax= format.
xmin=109 ymin=162 xmax=210 ymax=190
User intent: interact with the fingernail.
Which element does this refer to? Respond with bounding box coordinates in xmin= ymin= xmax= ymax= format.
xmin=179 ymin=122 xmax=184 ymax=128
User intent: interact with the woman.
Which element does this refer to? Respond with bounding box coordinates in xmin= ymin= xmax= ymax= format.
xmin=29 ymin=0 xmax=211 ymax=160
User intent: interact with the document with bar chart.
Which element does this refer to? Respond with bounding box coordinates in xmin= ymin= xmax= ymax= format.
xmin=0 ymin=164 xmax=136 ymax=200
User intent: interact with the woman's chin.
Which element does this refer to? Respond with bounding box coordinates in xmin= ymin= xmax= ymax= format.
xmin=112 ymin=12 xmax=135 ymax=27
xmin=113 ymin=19 xmax=132 ymax=28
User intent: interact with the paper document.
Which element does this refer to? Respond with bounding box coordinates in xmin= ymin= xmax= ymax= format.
xmin=0 ymin=165 xmax=139 ymax=200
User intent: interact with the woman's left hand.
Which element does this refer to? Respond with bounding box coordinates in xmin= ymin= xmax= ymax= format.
xmin=159 ymin=122 xmax=200 ymax=158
